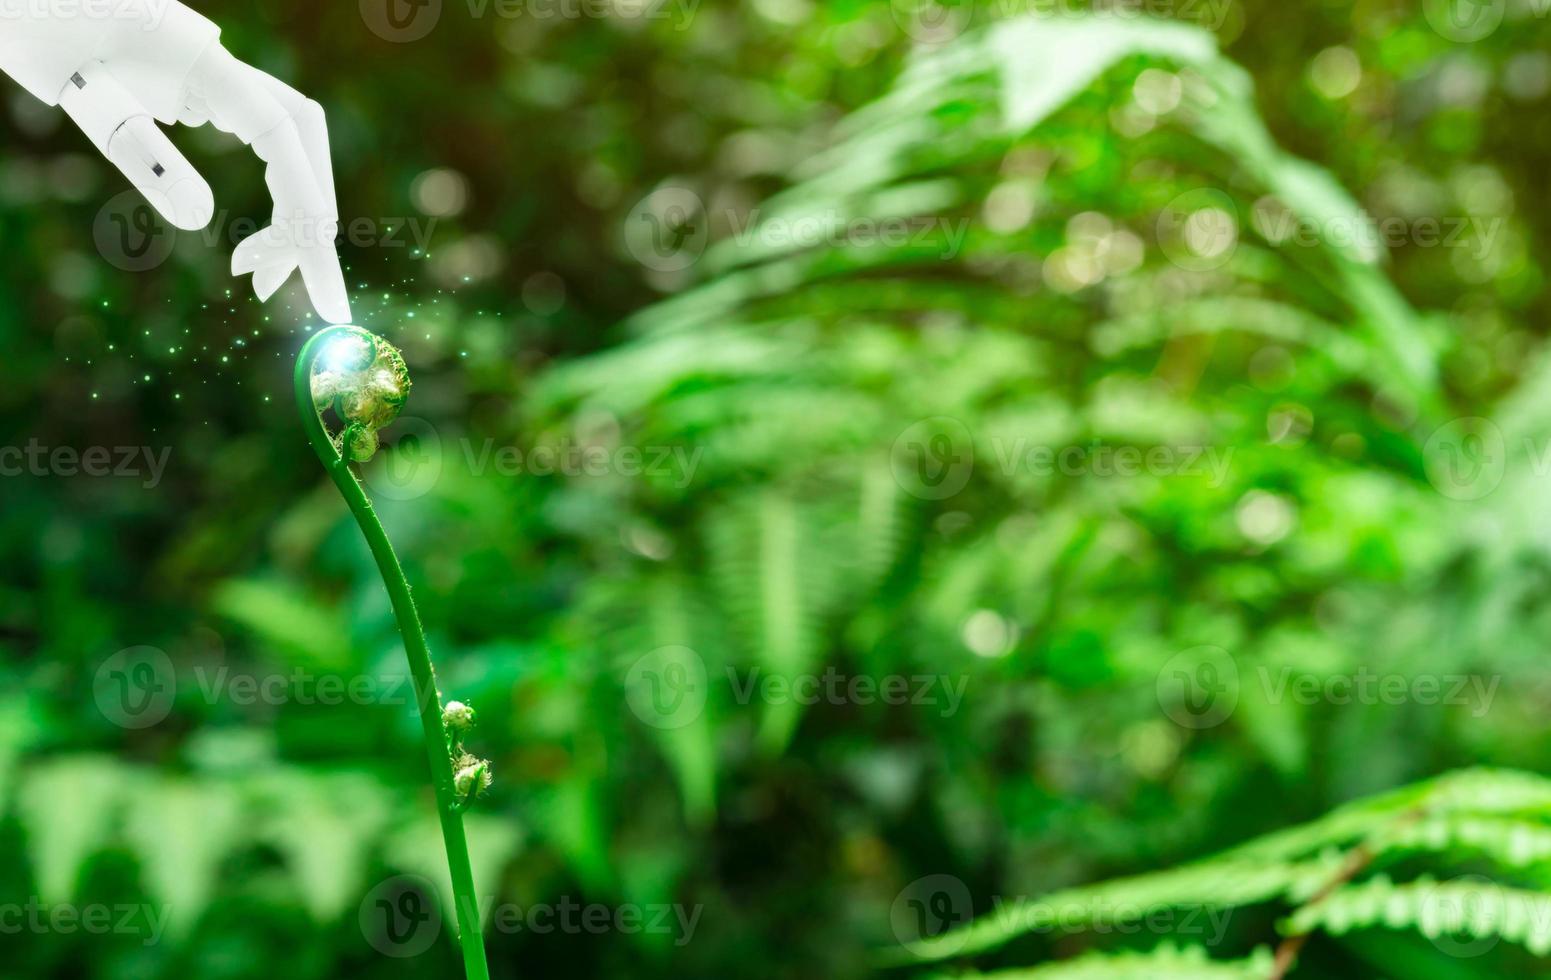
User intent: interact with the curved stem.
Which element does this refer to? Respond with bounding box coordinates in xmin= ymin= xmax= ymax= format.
xmin=295 ymin=327 xmax=490 ymax=980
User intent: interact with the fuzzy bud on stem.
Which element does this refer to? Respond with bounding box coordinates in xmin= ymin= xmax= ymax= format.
xmin=305 ymin=326 xmax=412 ymax=463
xmin=443 ymin=700 xmax=476 ymax=732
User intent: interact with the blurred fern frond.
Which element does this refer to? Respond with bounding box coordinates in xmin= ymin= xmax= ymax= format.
xmin=895 ymin=768 xmax=1551 ymax=974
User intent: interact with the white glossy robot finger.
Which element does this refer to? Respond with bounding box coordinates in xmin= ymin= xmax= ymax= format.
xmin=251 ymin=263 xmax=292 ymax=303
xmin=252 ymin=71 xmax=340 ymax=221
xmin=297 ymin=246 xmax=351 ymax=323
xmin=57 ymin=62 xmax=214 ymax=231
xmin=233 ymin=122 xmax=352 ymax=322
xmin=190 ymin=45 xmax=352 ymax=323
xmin=189 ymin=46 xmax=333 ymax=220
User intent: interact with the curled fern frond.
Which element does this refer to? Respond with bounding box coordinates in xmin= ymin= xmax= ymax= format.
xmin=293 ymin=327 xmax=489 ymax=980
xmin=302 ymin=325 xmax=411 ymax=463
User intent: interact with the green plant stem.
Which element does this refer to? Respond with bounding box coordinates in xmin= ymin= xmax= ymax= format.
xmin=295 ymin=327 xmax=490 ymax=980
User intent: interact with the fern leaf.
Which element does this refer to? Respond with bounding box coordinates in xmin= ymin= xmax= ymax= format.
xmin=1376 ymin=815 xmax=1551 ymax=870
xmin=707 ymin=490 xmax=828 ymax=753
xmin=903 ymin=769 xmax=1551 ymax=965
xmin=1287 ymin=875 xmax=1551 ymax=957
xmin=890 ymin=855 xmax=1334 ymax=963
xmin=17 ymin=755 xmax=126 ymax=903
xmin=258 ymin=769 xmax=395 ymax=922
xmin=645 ymin=574 xmax=719 ymax=823
xmin=851 ymin=458 xmax=909 ymax=594
xmin=927 ymin=943 xmax=1274 ymax=979
xmin=123 ymin=777 xmax=244 ymax=940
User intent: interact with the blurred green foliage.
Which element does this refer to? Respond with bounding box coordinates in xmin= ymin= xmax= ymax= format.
xmin=4 ymin=0 xmax=1551 ymax=977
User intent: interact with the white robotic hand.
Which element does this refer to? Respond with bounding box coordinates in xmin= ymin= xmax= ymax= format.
xmin=0 ymin=0 xmax=352 ymax=323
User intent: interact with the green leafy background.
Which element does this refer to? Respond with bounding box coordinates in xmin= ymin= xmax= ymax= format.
xmin=3 ymin=0 xmax=1551 ymax=976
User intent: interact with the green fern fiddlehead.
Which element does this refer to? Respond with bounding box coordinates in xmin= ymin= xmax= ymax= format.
xmin=295 ymin=326 xmax=492 ymax=980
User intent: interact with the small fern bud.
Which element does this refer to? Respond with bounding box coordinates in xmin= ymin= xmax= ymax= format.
xmin=443 ymin=700 xmax=476 ymax=732
xmin=454 ymin=759 xmax=493 ymax=798
xmin=345 ymin=427 xmax=379 ymax=462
